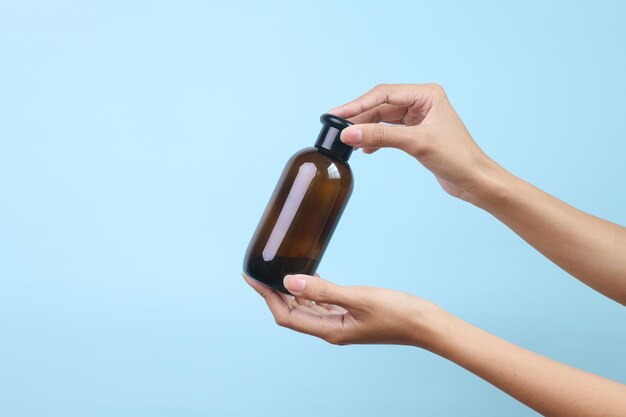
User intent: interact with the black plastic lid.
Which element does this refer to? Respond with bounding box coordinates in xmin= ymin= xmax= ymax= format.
xmin=314 ymin=113 xmax=354 ymax=161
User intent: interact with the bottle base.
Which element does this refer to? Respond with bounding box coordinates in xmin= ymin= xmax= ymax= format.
xmin=244 ymin=256 xmax=318 ymax=295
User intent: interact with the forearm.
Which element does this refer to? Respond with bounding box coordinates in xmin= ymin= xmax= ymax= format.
xmin=421 ymin=308 xmax=626 ymax=417
xmin=468 ymin=161 xmax=626 ymax=304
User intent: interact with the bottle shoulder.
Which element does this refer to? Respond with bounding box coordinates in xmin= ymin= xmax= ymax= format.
xmin=289 ymin=147 xmax=319 ymax=162
xmin=287 ymin=147 xmax=352 ymax=183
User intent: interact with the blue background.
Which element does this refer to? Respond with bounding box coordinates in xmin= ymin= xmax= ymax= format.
xmin=1 ymin=1 xmax=625 ymax=416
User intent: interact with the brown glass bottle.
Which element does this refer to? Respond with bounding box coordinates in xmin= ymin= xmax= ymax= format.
xmin=243 ymin=114 xmax=354 ymax=294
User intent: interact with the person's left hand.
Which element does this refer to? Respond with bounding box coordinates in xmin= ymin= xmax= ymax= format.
xmin=242 ymin=272 xmax=441 ymax=347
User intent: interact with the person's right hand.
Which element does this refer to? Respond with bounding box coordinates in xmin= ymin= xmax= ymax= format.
xmin=331 ymin=83 xmax=505 ymax=206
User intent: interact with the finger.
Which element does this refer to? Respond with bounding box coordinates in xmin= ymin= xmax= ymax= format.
xmin=309 ymin=299 xmax=347 ymax=314
xmin=294 ymin=296 xmax=311 ymax=306
xmin=294 ymin=296 xmax=324 ymax=313
xmin=283 ymin=274 xmax=355 ymax=306
xmin=275 ymin=291 xmax=293 ymax=303
xmin=243 ymin=273 xmax=291 ymax=320
xmin=315 ymin=301 xmax=331 ymax=309
xmin=312 ymin=301 xmax=345 ymax=313
xmin=341 ymin=123 xmax=418 ymax=153
xmin=292 ymin=302 xmax=328 ymax=316
xmin=330 ymin=83 xmax=442 ymax=119
xmin=294 ymin=297 xmax=326 ymax=313
xmin=245 ymin=274 xmax=345 ymax=339
xmin=281 ymin=307 xmax=346 ymax=340
xmin=362 ymin=148 xmax=380 ymax=154
xmin=309 ymin=302 xmax=333 ymax=315
xmin=311 ymin=272 xmax=344 ymax=312
xmin=327 ymin=304 xmax=349 ymax=314
xmin=243 ymin=272 xmax=273 ymax=298
xmin=348 ymin=104 xmax=407 ymax=125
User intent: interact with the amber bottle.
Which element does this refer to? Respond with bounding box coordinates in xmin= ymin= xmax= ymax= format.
xmin=243 ymin=113 xmax=354 ymax=294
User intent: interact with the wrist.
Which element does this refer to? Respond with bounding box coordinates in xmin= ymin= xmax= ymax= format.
xmin=412 ymin=306 xmax=477 ymax=361
xmin=461 ymin=157 xmax=518 ymax=212
xmin=408 ymin=302 xmax=458 ymax=352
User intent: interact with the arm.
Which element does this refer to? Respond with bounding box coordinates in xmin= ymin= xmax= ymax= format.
xmin=244 ymin=273 xmax=626 ymax=417
xmin=473 ymin=166 xmax=626 ymax=305
xmin=432 ymin=308 xmax=626 ymax=417
xmin=330 ymin=83 xmax=626 ymax=304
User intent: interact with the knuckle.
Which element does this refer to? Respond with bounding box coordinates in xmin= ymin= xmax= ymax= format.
xmin=373 ymin=83 xmax=388 ymax=106
xmin=372 ymin=107 xmax=383 ymax=122
xmin=316 ymin=281 xmax=334 ymax=303
xmin=373 ymin=82 xmax=388 ymax=91
xmin=411 ymin=142 xmax=432 ymax=160
xmin=371 ymin=125 xmax=388 ymax=147
xmin=324 ymin=332 xmax=347 ymax=346
xmin=376 ymin=94 xmax=387 ymax=107
xmin=354 ymin=285 xmax=372 ymax=297
xmin=427 ymin=83 xmax=446 ymax=96
xmin=371 ymin=125 xmax=387 ymax=147
xmin=274 ymin=314 xmax=288 ymax=327
xmin=351 ymin=286 xmax=374 ymax=311
xmin=348 ymin=285 xmax=365 ymax=298
xmin=406 ymin=129 xmax=429 ymax=157
xmin=420 ymin=136 xmax=435 ymax=155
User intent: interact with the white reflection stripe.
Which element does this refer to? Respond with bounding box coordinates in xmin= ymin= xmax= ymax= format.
xmin=262 ymin=162 xmax=317 ymax=261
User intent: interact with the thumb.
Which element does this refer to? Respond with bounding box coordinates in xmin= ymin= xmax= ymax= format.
xmin=341 ymin=123 xmax=417 ymax=152
xmin=283 ymin=274 xmax=353 ymax=306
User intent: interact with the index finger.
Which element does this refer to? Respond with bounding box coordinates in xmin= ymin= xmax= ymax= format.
xmin=330 ymin=83 xmax=440 ymax=119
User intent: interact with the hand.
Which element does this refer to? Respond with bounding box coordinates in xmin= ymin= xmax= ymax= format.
xmin=243 ymin=273 xmax=626 ymax=416
xmin=242 ymin=272 xmax=441 ymax=347
xmin=331 ymin=83 xmax=505 ymax=205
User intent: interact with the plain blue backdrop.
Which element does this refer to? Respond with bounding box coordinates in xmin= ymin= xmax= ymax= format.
xmin=1 ymin=1 xmax=625 ymax=416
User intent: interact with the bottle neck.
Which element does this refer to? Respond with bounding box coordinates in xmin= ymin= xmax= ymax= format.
xmin=315 ymin=144 xmax=349 ymax=163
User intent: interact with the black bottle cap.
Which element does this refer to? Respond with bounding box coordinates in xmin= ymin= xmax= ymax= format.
xmin=314 ymin=113 xmax=354 ymax=161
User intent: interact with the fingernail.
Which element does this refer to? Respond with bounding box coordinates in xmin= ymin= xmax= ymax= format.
xmin=341 ymin=128 xmax=362 ymax=145
xmin=284 ymin=275 xmax=306 ymax=293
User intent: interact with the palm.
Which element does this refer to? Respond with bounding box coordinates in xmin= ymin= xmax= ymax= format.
xmin=244 ymin=273 xmax=358 ymax=338
xmin=278 ymin=292 xmax=354 ymax=330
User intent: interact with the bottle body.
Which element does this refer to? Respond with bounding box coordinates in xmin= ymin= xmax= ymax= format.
xmin=243 ymin=147 xmax=353 ymax=294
